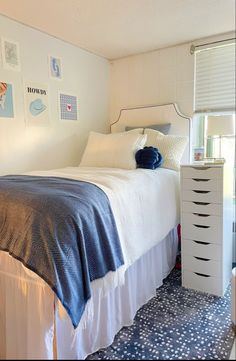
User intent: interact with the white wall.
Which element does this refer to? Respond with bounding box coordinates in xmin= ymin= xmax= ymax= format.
xmin=110 ymin=42 xmax=194 ymax=123
xmin=0 ymin=15 xmax=110 ymax=175
xmin=109 ymin=32 xmax=234 ymax=123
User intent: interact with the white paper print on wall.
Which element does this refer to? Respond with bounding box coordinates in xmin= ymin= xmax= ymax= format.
xmin=49 ymin=56 xmax=62 ymax=80
xmin=59 ymin=93 xmax=78 ymax=121
xmin=1 ymin=38 xmax=21 ymax=71
xmin=25 ymin=82 xmax=50 ymax=126
xmin=0 ymin=81 xmax=14 ymax=118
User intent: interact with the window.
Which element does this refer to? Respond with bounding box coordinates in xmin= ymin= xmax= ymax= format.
xmin=192 ymin=40 xmax=235 ymax=165
xmin=194 ymin=42 xmax=235 ymax=114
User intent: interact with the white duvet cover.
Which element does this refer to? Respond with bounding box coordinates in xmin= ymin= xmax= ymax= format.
xmin=26 ymin=166 xmax=180 ymax=270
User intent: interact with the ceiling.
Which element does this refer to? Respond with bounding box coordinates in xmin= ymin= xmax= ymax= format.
xmin=0 ymin=0 xmax=235 ymax=59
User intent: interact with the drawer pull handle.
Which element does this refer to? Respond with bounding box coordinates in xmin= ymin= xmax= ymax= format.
xmin=194 ymin=272 xmax=210 ymax=278
xmin=193 ymin=213 xmax=210 ymax=217
xmin=193 ymin=240 xmax=210 ymax=245
xmin=193 ymin=202 xmax=210 ymax=206
xmin=194 ymin=224 xmax=210 ymax=229
xmin=193 ymin=190 xmax=210 ymax=194
xmin=194 ymin=256 xmax=210 ymax=261
xmin=192 ymin=178 xmax=210 ymax=182
xmin=190 ymin=167 xmax=210 ymax=170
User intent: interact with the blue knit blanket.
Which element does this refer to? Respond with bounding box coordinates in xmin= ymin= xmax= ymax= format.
xmin=0 ymin=175 xmax=124 ymax=328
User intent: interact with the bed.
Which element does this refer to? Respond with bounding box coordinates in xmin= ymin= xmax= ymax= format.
xmin=0 ymin=103 xmax=191 ymax=360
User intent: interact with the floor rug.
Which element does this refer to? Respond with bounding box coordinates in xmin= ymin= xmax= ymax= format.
xmin=87 ymin=269 xmax=235 ymax=360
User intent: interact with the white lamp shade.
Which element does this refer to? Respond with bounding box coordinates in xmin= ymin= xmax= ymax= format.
xmin=207 ymin=115 xmax=235 ymax=136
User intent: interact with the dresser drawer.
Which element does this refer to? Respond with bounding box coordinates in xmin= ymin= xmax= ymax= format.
xmin=181 ymin=166 xmax=222 ymax=180
xmin=182 ymin=255 xmax=222 ymax=278
xmin=182 ymin=190 xmax=222 ymax=204
xmin=182 ymin=270 xmax=223 ymax=296
xmin=181 ymin=222 xmax=222 ymax=244
xmin=182 ymin=239 xmax=222 ymax=261
xmin=182 ymin=178 xmax=222 ymax=192
xmin=180 ymin=164 xmax=231 ymax=297
xmin=182 ymin=201 xmax=222 ymax=216
xmin=182 ymin=213 xmax=222 ymax=228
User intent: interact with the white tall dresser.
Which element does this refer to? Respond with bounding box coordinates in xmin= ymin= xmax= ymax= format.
xmin=180 ymin=163 xmax=233 ymax=296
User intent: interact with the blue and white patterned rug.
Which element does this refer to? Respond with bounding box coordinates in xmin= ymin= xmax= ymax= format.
xmin=87 ymin=269 xmax=235 ymax=360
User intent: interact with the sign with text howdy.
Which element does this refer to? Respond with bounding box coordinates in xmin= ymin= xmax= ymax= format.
xmin=25 ymin=82 xmax=49 ymax=126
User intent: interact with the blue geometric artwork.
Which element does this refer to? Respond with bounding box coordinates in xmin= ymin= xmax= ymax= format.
xmin=60 ymin=93 xmax=78 ymax=121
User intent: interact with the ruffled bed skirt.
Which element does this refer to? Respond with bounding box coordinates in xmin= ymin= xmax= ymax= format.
xmin=0 ymin=228 xmax=178 ymax=360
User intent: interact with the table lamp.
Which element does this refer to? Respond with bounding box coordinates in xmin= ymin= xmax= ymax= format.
xmin=206 ymin=115 xmax=235 ymax=158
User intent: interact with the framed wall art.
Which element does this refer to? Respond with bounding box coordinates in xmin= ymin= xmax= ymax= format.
xmin=59 ymin=92 xmax=78 ymax=121
xmin=0 ymin=81 xmax=14 ymax=118
xmin=1 ymin=38 xmax=21 ymax=71
xmin=49 ymin=55 xmax=62 ymax=80
xmin=24 ymin=82 xmax=50 ymax=126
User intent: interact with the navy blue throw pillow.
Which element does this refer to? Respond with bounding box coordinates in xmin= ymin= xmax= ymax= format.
xmin=135 ymin=146 xmax=163 ymax=170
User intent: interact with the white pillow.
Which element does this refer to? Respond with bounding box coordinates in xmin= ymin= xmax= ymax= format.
xmin=154 ymin=134 xmax=188 ymax=171
xmin=144 ymin=128 xmax=164 ymax=146
xmin=80 ymin=131 xmax=147 ymax=169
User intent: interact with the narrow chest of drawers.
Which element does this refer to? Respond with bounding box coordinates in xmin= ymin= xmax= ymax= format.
xmin=180 ymin=164 xmax=233 ymax=297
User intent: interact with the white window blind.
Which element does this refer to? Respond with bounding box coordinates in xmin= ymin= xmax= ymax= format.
xmin=194 ymin=42 xmax=236 ymax=113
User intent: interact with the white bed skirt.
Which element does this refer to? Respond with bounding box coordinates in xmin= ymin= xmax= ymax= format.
xmin=0 ymin=228 xmax=178 ymax=360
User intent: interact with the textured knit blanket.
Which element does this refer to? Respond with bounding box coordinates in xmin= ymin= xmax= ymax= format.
xmin=0 ymin=175 xmax=124 ymax=328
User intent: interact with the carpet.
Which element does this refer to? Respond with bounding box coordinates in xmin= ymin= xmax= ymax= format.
xmin=87 ymin=269 xmax=235 ymax=360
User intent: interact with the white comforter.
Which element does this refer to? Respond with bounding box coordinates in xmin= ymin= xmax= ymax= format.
xmin=27 ymin=166 xmax=180 ymax=269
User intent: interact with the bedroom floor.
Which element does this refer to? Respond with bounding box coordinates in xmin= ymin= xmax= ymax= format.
xmin=88 ymin=269 xmax=234 ymax=360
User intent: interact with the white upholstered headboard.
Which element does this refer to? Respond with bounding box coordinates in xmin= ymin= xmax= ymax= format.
xmin=111 ymin=103 xmax=191 ymax=164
